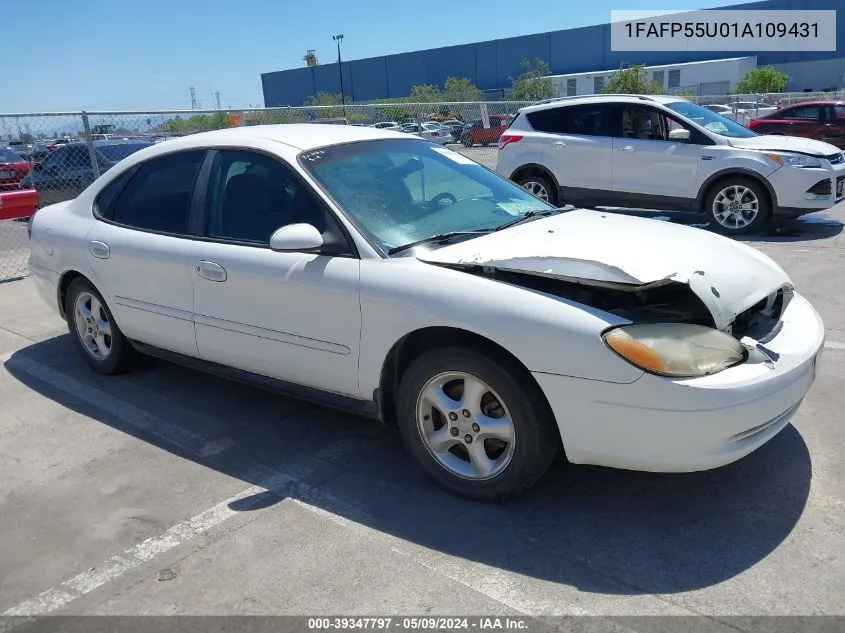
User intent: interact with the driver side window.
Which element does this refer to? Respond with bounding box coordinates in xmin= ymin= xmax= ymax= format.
xmin=206 ymin=150 xmax=327 ymax=244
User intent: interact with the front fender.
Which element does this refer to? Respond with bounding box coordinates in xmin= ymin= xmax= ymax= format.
xmin=357 ymin=258 xmax=643 ymax=400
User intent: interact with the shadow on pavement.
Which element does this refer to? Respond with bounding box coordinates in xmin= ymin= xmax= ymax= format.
xmin=5 ymin=335 xmax=812 ymax=597
xmin=597 ymin=207 xmax=843 ymax=243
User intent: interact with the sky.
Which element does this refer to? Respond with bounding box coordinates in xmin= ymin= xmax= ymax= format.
xmin=4 ymin=0 xmax=738 ymax=113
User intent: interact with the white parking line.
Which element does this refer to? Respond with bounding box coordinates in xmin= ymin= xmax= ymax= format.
xmin=825 ymin=341 xmax=845 ymax=351
xmin=0 ymin=352 xmax=313 ymax=617
xmin=3 ymin=476 xmax=291 ymax=617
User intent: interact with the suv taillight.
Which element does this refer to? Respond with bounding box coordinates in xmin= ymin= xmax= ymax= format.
xmin=748 ymin=119 xmax=759 ymax=129
xmin=498 ymin=134 xmax=523 ymax=150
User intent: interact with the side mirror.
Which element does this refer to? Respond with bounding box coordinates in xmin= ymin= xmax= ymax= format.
xmin=669 ymin=128 xmax=691 ymax=142
xmin=269 ymin=223 xmax=324 ymax=252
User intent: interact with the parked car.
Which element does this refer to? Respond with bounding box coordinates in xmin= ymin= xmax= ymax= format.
xmin=439 ymin=119 xmax=465 ymax=141
xmin=497 ymin=94 xmax=845 ymax=235
xmin=748 ymin=101 xmax=845 ymax=149
xmin=0 ymin=148 xmax=33 ymax=190
xmin=420 ymin=122 xmax=451 ymax=144
xmin=372 ymin=121 xmax=402 ymax=131
xmin=703 ymin=104 xmax=737 ymax=120
xmin=27 ymin=124 xmax=824 ymax=500
xmin=22 ymin=139 xmax=152 ymax=206
xmin=46 ymin=138 xmax=76 ymax=152
xmin=6 ymin=141 xmax=50 ymax=164
xmin=460 ymin=115 xmax=509 ymax=147
xmin=401 ymin=123 xmax=450 ymax=144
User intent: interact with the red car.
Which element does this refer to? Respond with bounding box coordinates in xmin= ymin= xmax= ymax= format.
xmin=748 ymin=101 xmax=845 ymax=148
xmin=0 ymin=148 xmax=33 ymax=190
xmin=460 ymin=114 xmax=510 ymax=147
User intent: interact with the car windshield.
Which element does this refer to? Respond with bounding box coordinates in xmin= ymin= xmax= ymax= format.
xmin=0 ymin=148 xmax=23 ymax=162
xmin=97 ymin=142 xmax=150 ymax=162
xmin=300 ymin=138 xmax=555 ymax=255
xmin=664 ymin=101 xmax=758 ymax=138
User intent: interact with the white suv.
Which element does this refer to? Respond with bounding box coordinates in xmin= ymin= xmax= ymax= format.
xmin=496 ymin=94 xmax=845 ymax=235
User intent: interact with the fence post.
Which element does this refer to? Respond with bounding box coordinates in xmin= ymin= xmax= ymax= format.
xmin=81 ymin=111 xmax=101 ymax=179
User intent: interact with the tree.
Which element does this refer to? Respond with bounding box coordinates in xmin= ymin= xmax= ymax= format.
xmin=734 ymin=66 xmax=789 ymax=94
xmin=443 ymin=76 xmax=482 ymax=102
xmin=408 ymin=84 xmax=443 ymax=103
xmin=602 ymin=63 xmax=665 ymax=95
xmin=304 ymin=91 xmax=345 ymax=106
xmin=505 ymin=58 xmax=557 ymax=101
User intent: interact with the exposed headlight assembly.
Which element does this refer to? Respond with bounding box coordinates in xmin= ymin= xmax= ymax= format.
xmin=603 ymin=323 xmax=747 ymax=378
xmin=765 ymin=152 xmax=822 ymax=168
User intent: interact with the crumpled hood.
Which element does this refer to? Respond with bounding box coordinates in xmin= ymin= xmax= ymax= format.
xmin=728 ymin=134 xmax=842 ymax=156
xmin=417 ymin=210 xmax=792 ymax=330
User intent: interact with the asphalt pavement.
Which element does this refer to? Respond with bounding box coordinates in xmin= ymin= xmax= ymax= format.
xmin=0 ymin=195 xmax=843 ymax=630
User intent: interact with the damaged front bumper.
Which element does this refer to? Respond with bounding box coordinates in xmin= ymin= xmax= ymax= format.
xmin=533 ymin=290 xmax=824 ymax=473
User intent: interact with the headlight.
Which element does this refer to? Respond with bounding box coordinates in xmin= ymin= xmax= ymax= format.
xmin=603 ymin=323 xmax=746 ymax=378
xmin=765 ymin=152 xmax=822 ymax=168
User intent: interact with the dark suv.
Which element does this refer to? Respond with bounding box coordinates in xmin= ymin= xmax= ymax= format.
xmin=22 ymin=139 xmax=151 ymax=206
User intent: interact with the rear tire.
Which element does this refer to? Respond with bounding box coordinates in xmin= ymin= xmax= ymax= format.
xmin=395 ymin=346 xmax=560 ymax=501
xmin=704 ymin=176 xmax=772 ymax=236
xmin=462 ymin=135 xmax=473 ymax=147
xmin=516 ymin=173 xmax=558 ymax=206
xmin=64 ymin=277 xmax=140 ymax=375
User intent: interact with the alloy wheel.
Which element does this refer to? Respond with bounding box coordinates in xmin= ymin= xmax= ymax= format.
xmin=712 ymin=184 xmax=759 ymax=230
xmin=73 ymin=292 xmax=113 ymax=361
xmin=415 ymin=371 xmax=516 ymax=480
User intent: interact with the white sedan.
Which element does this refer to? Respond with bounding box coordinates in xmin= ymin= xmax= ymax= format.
xmin=27 ymin=124 xmax=824 ymax=500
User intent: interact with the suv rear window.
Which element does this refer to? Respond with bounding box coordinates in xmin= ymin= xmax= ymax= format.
xmin=526 ymin=105 xmax=610 ymax=136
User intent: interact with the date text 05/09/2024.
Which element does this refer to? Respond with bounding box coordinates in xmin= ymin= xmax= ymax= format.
xmin=307 ymin=617 xmax=529 ymax=631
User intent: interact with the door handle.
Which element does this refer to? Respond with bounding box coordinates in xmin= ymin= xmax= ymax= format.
xmin=89 ymin=240 xmax=110 ymax=259
xmin=618 ymin=145 xmax=635 ymax=152
xmin=194 ymin=260 xmax=227 ymax=282
xmin=553 ymin=141 xmax=566 ymax=148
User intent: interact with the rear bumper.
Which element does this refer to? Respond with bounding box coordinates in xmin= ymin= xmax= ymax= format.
xmin=534 ymin=292 xmax=824 ymax=473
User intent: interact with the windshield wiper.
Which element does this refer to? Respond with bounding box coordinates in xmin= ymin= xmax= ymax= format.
xmin=387 ymin=231 xmax=489 ymax=255
xmin=491 ymin=208 xmax=563 ymax=232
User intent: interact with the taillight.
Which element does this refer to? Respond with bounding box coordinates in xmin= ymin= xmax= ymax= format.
xmin=748 ymin=119 xmax=759 ymax=129
xmin=498 ymin=134 xmax=523 ymax=150
xmin=431 ymin=131 xmax=440 ymax=136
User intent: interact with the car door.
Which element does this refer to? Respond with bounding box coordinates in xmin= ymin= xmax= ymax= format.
xmin=779 ymin=105 xmax=821 ymax=139
xmin=820 ymin=105 xmax=845 ymax=148
xmin=86 ymin=149 xmax=207 ymax=356
xmin=525 ymin=103 xmax=614 ymax=201
xmin=190 ymin=148 xmax=362 ymax=397
xmin=610 ymin=104 xmax=702 ymax=205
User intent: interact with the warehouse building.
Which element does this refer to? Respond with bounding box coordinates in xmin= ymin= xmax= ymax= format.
xmin=261 ymin=0 xmax=845 ymax=106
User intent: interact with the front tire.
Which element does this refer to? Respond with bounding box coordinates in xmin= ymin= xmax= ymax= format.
xmin=704 ymin=177 xmax=772 ymax=235
xmin=516 ymin=173 xmax=558 ymax=206
xmin=395 ymin=346 xmax=560 ymax=500
xmin=65 ymin=277 xmax=140 ymax=375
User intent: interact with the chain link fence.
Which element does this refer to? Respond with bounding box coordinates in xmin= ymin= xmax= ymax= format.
xmin=1 ymin=90 xmax=842 ymax=281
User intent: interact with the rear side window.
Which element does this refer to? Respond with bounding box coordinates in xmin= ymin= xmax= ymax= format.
xmin=94 ymin=171 xmax=132 ymax=218
xmin=111 ymin=150 xmax=205 ymax=234
xmin=526 ymin=105 xmax=611 ymax=136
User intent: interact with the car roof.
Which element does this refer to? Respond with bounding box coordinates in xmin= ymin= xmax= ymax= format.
xmin=777 ymin=100 xmax=844 ymax=107
xmin=151 ymin=124 xmax=408 ymax=152
xmin=518 ymin=93 xmax=689 ymax=114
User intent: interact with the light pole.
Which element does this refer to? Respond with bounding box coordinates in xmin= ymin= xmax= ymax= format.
xmin=332 ymin=34 xmax=346 ymax=116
